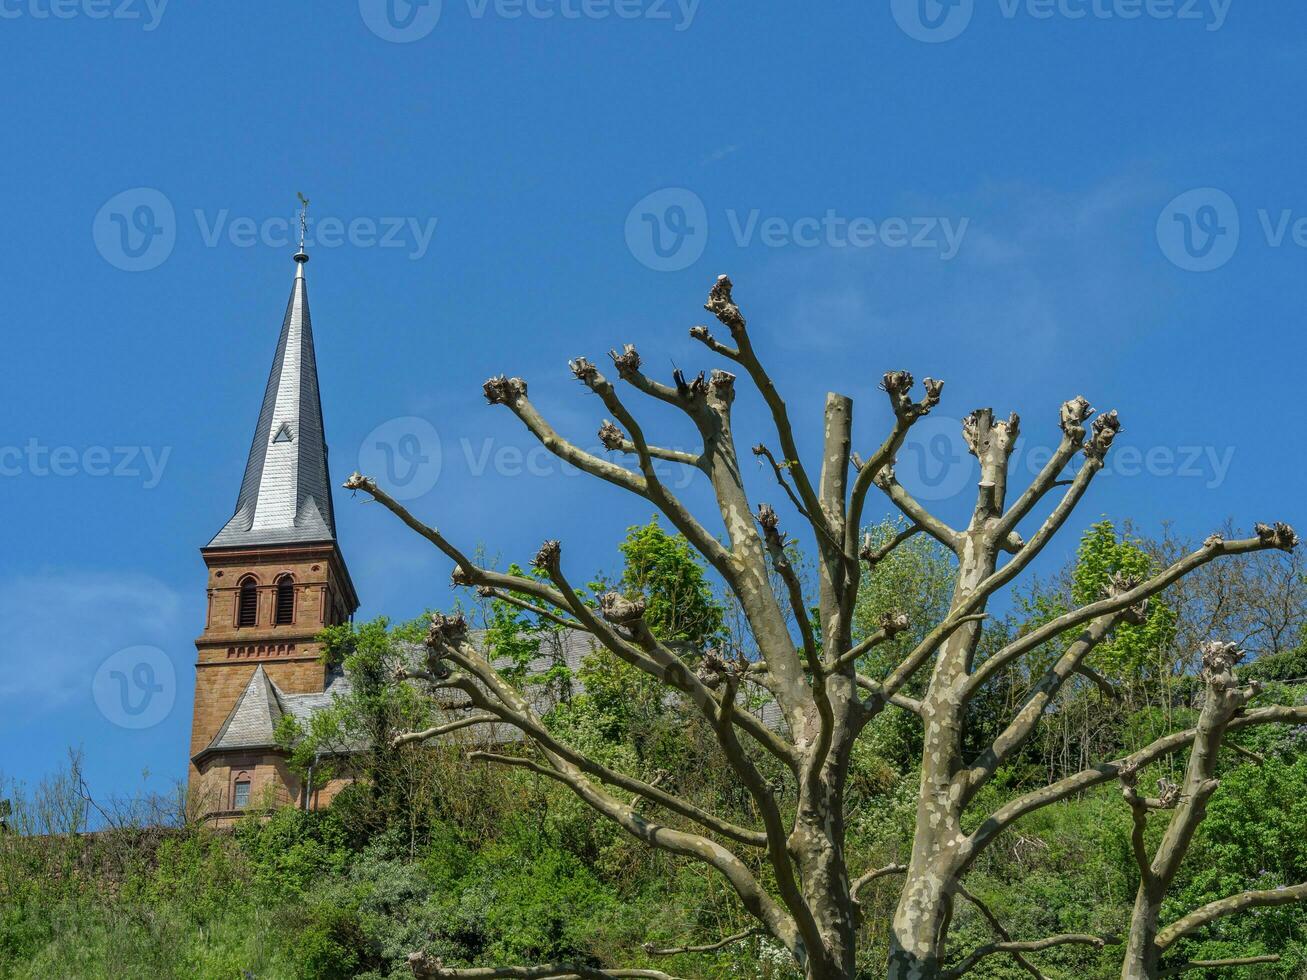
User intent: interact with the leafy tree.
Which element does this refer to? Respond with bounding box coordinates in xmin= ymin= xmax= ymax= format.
xmin=618 ymin=516 xmax=726 ymax=648
xmin=277 ymin=616 xmax=451 ymax=851
xmin=1068 ymin=521 xmax=1178 ymax=684
xmin=553 ymin=518 xmax=726 ymax=754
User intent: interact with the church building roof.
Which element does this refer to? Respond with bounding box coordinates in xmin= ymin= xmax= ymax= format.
xmin=207 ymin=251 xmax=338 ymax=549
xmin=202 ymin=665 xmax=286 ymax=753
xmin=196 ymin=664 xmax=356 ymax=761
xmin=195 ymin=630 xmax=788 ymax=766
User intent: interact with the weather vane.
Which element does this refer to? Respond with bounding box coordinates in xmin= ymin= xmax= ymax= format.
xmin=296 ymin=192 xmax=310 ymax=252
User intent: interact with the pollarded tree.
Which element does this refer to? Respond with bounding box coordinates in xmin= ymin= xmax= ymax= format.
xmin=343 ymin=276 xmax=1305 ymax=980
xmin=1115 ymin=640 xmax=1307 ymax=980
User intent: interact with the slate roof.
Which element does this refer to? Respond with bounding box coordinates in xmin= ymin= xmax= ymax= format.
xmin=197 ymin=630 xmax=786 ymax=763
xmin=208 ymin=256 xmax=337 ymax=549
xmin=438 ymin=630 xmax=786 ymax=741
xmin=196 ymin=665 xmax=355 ymax=760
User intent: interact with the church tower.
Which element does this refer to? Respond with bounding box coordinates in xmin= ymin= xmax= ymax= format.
xmin=188 ymin=240 xmax=359 ymax=821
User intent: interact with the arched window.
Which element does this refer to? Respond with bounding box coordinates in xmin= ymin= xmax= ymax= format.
xmin=237 ymin=577 xmax=258 ymax=628
xmin=232 ymin=772 xmax=251 ymax=809
xmin=275 ymin=575 xmax=295 ymax=625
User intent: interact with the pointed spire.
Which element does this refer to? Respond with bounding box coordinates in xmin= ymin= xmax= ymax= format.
xmin=207 ymin=228 xmax=337 ymax=549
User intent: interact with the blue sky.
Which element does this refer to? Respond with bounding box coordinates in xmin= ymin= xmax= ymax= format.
xmin=1 ymin=0 xmax=1304 ymax=799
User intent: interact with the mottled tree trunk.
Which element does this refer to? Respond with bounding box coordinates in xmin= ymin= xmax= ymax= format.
xmin=1118 ymin=641 xmax=1247 ymax=980
xmin=888 ymin=416 xmax=1010 ymax=979
xmin=1121 ymin=890 xmax=1165 ymax=980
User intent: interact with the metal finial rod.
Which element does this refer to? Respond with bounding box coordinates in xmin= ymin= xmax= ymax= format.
xmin=297 ymin=192 xmax=310 ymax=249
xmin=294 ymin=192 xmax=310 ymax=271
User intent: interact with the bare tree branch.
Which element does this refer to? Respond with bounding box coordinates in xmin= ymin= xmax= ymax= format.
xmin=965 ymin=701 xmax=1307 ymax=864
xmin=992 ymin=395 xmax=1094 ymax=542
xmin=953 ymin=884 xmax=1050 ymax=980
xmin=1156 ymin=882 xmax=1307 ymax=951
xmin=408 ymin=953 xmax=685 ymax=980
xmin=872 ymin=465 xmax=961 ymax=552
xmin=753 ymin=443 xmax=825 ymax=538
xmin=343 ymin=473 xmax=578 ymax=617
xmin=957 ymin=616 xmax=1118 ymax=803
xmin=832 ymin=611 xmax=912 ymax=673
xmin=461 ymin=738 xmax=803 ymax=957
xmin=756 ymin=504 xmax=820 ymax=670
xmin=693 ymin=275 xmax=828 ymax=538
xmin=1075 ymin=663 xmax=1119 ymax=700
xmin=596 ymin=418 xmax=702 ymax=467
xmin=484 ymin=374 xmax=648 ymax=497
xmin=392 ymin=714 xmax=501 ymax=748
xmin=1158 ymin=956 xmax=1280 ymax=976
xmin=432 ymin=629 xmax=769 ymax=850
xmin=641 ymin=928 xmax=763 ymax=956
xmin=942 ymin=933 xmax=1117 ymax=979
xmin=859 ymin=523 xmax=923 ymax=569
xmin=845 ymin=371 xmax=944 ymax=572
xmin=474 ymin=585 xmax=586 ymax=630
xmin=967 ymin=529 xmax=1297 ymax=695
xmin=851 ymin=862 xmax=908 ymax=899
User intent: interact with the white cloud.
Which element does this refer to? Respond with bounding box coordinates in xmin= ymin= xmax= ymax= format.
xmin=760 ymin=172 xmax=1172 ymax=361
xmin=702 ymin=144 xmax=739 ymax=165
xmin=0 ymin=570 xmax=187 ymax=707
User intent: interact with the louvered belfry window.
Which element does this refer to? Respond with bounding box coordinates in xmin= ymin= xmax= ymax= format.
xmin=275 ymin=575 xmax=295 ymax=625
xmin=237 ymin=578 xmax=258 ymax=627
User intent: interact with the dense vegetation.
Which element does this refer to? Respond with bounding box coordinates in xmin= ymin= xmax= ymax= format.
xmin=3 ymin=517 xmax=1305 ymax=979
